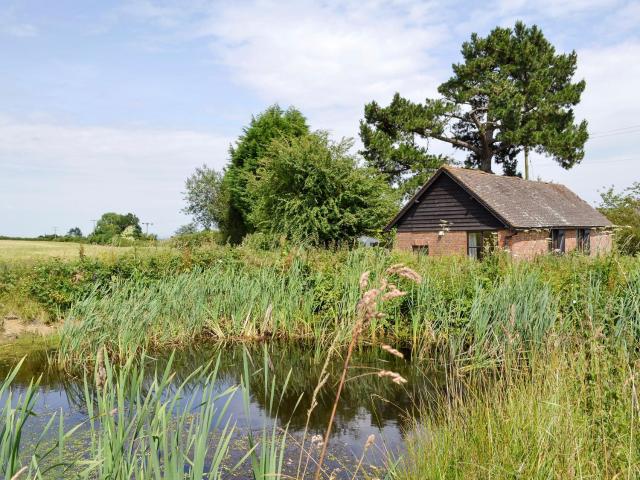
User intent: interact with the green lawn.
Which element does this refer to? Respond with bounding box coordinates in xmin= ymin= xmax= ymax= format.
xmin=0 ymin=240 xmax=150 ymax=262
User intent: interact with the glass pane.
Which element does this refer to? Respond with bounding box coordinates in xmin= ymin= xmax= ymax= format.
xmin=468 ymin=232 xmax=481 ymax=248
xmin=468 ymin=232 xmax=482 ymax=259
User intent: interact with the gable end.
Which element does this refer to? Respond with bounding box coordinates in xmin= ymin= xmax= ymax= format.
xmin=387 ymin=170 xmax=507 ymax=232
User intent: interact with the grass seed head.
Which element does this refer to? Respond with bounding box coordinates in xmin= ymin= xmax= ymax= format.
xmin=381 ymin=344 xmax=405 ymax=359
xmin=377 ymin=369 xmax=408 ymax=385
xmin=385 ymin=264 xmax=422 ymax=284
xmin=359 ymin=271 xmax=370 ymax=291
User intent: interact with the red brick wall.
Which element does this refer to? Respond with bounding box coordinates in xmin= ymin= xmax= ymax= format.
xmin=591 ymin=230 xmax=613 ymax=256
xmin=396 ymin=231 xmax=468 ymax=256
xmin=505 ymin=230 xmax=550 ymax=259
xmin=396 ymin=228 xmax=613 ymax=259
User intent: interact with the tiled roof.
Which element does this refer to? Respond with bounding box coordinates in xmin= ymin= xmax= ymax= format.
xmin=388 ymin=166 xmax=612 ymax=230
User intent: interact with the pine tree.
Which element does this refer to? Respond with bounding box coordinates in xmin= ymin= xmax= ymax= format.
xmin=360 ymin=21 xmax=588 ymax=186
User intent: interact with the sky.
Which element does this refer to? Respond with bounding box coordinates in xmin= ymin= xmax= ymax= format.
xmin=1 ymin=0 xmax=639 ymax=238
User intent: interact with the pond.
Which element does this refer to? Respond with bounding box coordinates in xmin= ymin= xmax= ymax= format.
xmin=1 ymin=341 xmax=447 ymax=479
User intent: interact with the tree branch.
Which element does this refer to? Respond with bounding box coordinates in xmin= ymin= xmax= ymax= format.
xmin=431 ymin=133 xmax=481 ymax=153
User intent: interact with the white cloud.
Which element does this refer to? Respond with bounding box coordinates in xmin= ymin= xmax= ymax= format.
xmin=0 ymin=118 xmax=231 ymax=236
xmin=529 ymin=41 xmax=640 ymax=203
xmin=0 ymin=9 xmax=37 ymax=37
xmin=193 ymin=0 xmax=447 ymax=137
xmin=577 ymin=41 xmax=640 ymax=133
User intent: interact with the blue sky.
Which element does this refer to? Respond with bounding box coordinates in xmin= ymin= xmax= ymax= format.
xmin=1 ymin=0 xmax=639 ymax=237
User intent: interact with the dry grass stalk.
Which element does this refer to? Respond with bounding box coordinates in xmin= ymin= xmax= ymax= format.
xmin=350 ymin=434 xmax=376 ymax=480
xmin=359 ymin=271 xmax=370 ymax=291
xmin=385 ymin=264 xmax=422 ymax=284
xmin=377 ymin=369 xmax=408 ymax=385
xmin=381 ymin=344 xmax=404 ymax=359
xmin=10 ymin=466 xmax=27 ymax=480
xmin=314 ymin=264 xmax=419 ymax=480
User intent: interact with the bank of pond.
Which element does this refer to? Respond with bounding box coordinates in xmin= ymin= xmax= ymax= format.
xmin=1 ymin=248 xmax=639 ymax=478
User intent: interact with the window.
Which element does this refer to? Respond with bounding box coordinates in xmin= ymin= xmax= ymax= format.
xmin=467 ymin=231 xmax=497 ymax=260
xmin=577 ymin=228 xmax=591 ymax=254
xmin=412 ymin=245 xmax=429 ymax=255
xmin=551 ymin=229 xmax=565 ymax=254
xmin=467 ymin=232 xmax=483 ymax=259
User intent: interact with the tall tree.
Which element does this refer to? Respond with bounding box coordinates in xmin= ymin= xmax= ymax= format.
xmin=360 ymin=21 xmax=588 ymax=185
xmin=91 ymin=212 xmax=141 ymax=243
xmin=182 ymin=165 xmax=226 ymax=231
xmin=67 ymin=227 xmax=83 ymax=237
xmin=224 ymin=105 xmax=309 ymax=243
xmin=248 ymin=132 xmax=396 ymax=246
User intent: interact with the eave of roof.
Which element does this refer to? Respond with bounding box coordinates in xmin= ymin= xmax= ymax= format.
xmin=385 ymin=166 xmax=613 ymax=231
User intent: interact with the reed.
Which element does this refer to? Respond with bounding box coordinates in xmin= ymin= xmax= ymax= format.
xmin=395 ymin=335 xmax=640 ymax=479
xmin=56 ymin=250 xmax=640 ymax=369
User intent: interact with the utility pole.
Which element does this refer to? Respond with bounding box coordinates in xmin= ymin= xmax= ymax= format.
xmin=142 ymin=222 xmax=154 ymax=235
xmin=53 ymin=226 xmax=58 ymax=237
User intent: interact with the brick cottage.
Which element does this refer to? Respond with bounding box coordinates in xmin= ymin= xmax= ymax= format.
xmin=385 ymin=166 xmax=613 ymax=260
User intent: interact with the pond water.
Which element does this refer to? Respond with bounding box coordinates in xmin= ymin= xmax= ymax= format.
xmin=1 ymin=341 xmax=446 ymax=479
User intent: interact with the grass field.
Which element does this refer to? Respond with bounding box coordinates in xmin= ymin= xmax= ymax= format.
xmin=0 ymin=239 xmax=155 ymax=262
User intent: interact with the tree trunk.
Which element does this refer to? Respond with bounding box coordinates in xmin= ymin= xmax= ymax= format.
xmin=479 ymin=152 xmax=493 ymax=173
xmin=524 ymin=147 xmax=530 ymax=180
xmin=479 ymin=128 xmax=493 ymax=173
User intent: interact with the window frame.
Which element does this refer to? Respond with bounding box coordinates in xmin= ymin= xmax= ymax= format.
xmin=551 ymin=229 xmax=566 ymax=254
xmin=412 ymin=244 xmax=429 ymax=256
xmin=467 ymin=231 xmax=497 ymax=260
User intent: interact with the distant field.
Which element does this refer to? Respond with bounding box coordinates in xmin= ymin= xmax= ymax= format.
xmin=0 ymin=240 xmax=150 ymax=262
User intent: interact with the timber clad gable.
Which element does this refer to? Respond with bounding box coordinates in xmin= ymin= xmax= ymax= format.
xmin=396 ymin=174 xmax=504 ymax=232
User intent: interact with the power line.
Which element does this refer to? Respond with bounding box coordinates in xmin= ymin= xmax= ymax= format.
xmin=590 ymin=129 xmax=640 ymax=140
xmin=591 ymin=124 xmax=640 ymax=136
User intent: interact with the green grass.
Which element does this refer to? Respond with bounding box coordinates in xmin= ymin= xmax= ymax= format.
xmin=396 ymin=337 xmax=640 ymax=479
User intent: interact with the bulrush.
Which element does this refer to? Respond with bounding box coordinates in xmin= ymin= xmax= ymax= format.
xmin=95 ymin=347 xmax=107 ymax=390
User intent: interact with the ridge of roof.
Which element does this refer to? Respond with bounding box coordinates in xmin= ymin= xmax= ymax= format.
xmin=385 ymin=165 xmax=612 ymax=231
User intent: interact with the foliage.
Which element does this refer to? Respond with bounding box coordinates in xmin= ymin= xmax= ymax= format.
xmin=360 ymin=21 xmax=587 ymax=189
xmin=174 ymin=222 xmax=199 ymax=236
xmin=182 ymin=165 xmax=227 ymax=231
xmin=223 ymin=105 xmax=310 ymax=243
xmin=89 ymin=212 xmax=143 ymax=244
xmin=249 ymin=132 xmax=397 ymax=246
xmin=169 ymin=230 xmax=223 ymax=249
xmin=66 ymin=227 xmax=82 ymax=237
xmin=599 ymin=182 xmax=640 ymax=255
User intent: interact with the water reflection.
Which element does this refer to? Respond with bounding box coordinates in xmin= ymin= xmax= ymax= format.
xmin=0 ymin=341 xmax=448 ymax=477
